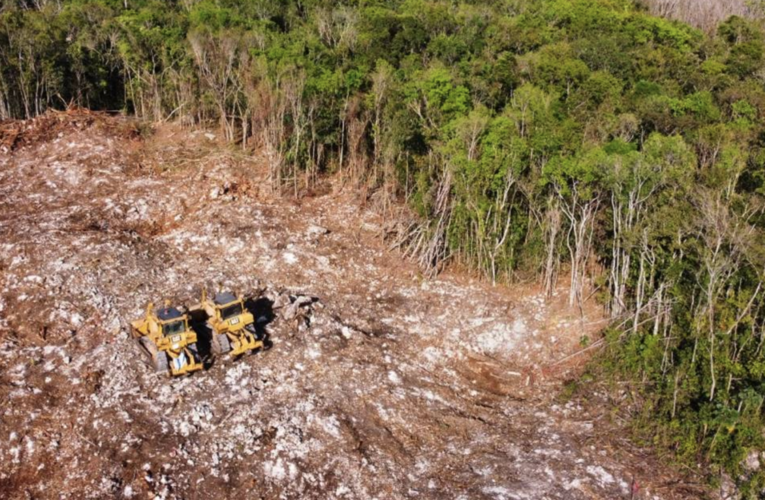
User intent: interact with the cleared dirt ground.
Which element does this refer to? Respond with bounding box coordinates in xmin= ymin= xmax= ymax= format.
xmin=0 ymin=113 xmax=707 ymax=499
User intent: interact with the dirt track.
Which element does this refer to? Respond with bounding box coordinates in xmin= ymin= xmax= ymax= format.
xmin=0 ymin=114 xmax=706 ymax=499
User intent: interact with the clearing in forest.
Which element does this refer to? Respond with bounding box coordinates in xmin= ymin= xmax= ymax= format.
xmin=0 ymin=113 xmax=704 ymax=499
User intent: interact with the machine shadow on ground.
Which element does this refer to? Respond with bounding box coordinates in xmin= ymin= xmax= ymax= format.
xmin=244 ymin=296 xmax=275 ymax=350
xmin=187 ymin=310 xmax=215 ymax=368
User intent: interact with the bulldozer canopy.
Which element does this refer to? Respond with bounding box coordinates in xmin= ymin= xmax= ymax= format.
xmin=157 ymin=307 xmax=183 ymax=321
xmin=213 ymin=292 xmax=237 ymax=306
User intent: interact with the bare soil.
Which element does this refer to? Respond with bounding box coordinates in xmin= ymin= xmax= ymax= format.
xmin=0 ymin=113 xmax=707 ymax=499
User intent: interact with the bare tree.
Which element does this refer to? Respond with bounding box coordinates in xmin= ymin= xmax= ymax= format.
xmin=553 ymin=180 xmax=600 ymax=309
xmin=608 ymin=156 xmax=662 ymax=317
xmin=487 ymin=166 xmax=519 ymax=285
xmin=189 ymin=29 xmax=246 ymax=142
xmin=543 ymin=196 xmax=562 ymax=299
xmin=694 ymin=189 xmax=760 ymax=401
xmin=315 ymin=7 xmax=359 ymax=52
xmin=344 ymin=95 xmax=369 ymax=186
xmin=640 ymin=0 xmax=763 ymax=32
xmin=256 ymin=73 xmax=289 ymax=193
xmin=404 ymin=164 xmax=453 ymax=275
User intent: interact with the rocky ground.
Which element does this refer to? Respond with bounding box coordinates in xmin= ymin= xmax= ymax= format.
xmin=0 ymin=112 xmax=707 ymax=499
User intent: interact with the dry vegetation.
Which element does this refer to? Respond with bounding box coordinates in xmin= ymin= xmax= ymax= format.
xmin=640 ymin=0 xmax=765 ymax=31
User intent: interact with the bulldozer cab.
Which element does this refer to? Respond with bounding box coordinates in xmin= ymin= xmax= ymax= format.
xmin=157 ymin=307 xmax=190 ymax=336
xmin=205 ymin=291 xmax=245 ymax=322
xmin=217 ymin=296 xmax=244 ymax=320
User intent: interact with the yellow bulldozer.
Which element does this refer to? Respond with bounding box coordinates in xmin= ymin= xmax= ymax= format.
xmin=131 ymin=302 xmax=203 ymax=376
xmin=194 ymin=290 xmax=263 ymax=357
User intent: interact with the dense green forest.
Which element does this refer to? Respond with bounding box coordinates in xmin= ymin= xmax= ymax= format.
xmin=2 ymin=0 xmax=765 ymax=490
